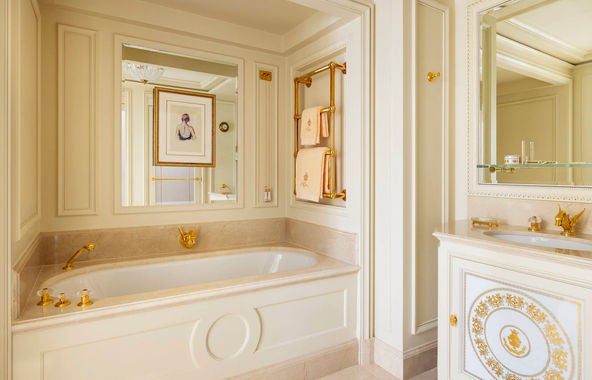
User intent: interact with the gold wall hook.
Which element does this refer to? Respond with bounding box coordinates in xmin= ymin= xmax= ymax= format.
xmin=427 ymin=71 xmax=441 ymax=82
xmin=54 ymin=292 xmax=71 ymax=308
xmin=37 ymin=288 xmax=54 ymax=306
xmin=77 ymin=289 xmax=93 ymax=307
xmin=178 ymin=226 xmax=198 ymax=249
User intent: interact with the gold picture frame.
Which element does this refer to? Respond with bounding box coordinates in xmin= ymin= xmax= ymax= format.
xmin=153 ymin=87 xmax=216 ymax=167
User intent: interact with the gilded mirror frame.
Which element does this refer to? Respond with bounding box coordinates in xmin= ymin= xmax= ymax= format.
xmin=113 ymin=34 xmax=244 ymax=213
xmin=465 ymin=0 xmax=592 ymax=201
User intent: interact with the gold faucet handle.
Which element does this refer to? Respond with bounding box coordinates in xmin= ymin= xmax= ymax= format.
xmin=528 ymin=215 xmax=542 ymax=232
xmin=54 ymin=292 xmax=71 ymax=308
xmin=36 ymin=288 xmax=54 ymax=306
xmin=77 ymin=288 xmax=93 ymax=307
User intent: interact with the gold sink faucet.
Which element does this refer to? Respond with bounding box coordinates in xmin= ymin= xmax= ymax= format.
xmin=554 ymin=205 xmax=585 ymax=237
xmin=63 ymin=243 xmax=95 ymax=271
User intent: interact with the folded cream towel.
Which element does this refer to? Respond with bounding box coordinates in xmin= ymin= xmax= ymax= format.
xmin=320 ymin=111 xmax=329 ymax=138
xmin=300 ymin=106 xmax=322 ymax=145
xmin=295 ymin=147 xmax=328 ymax=202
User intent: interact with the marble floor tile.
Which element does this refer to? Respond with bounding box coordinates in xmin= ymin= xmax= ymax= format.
xmin=319 ymin=365 xmax=436 ymax=380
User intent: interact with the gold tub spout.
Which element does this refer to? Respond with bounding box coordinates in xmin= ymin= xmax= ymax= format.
xmin=63 ymin=243 xmax=96 ymax=271
xmin=555 ymin=205 xmax=585 ymax=237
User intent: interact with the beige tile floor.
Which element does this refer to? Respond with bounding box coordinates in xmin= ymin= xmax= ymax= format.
xmin=319 ymin=365 xmax=437 ymax=380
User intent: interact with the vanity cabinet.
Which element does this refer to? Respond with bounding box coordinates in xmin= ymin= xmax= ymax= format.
xmin=436 ymin=226 xmax=592 ymax=379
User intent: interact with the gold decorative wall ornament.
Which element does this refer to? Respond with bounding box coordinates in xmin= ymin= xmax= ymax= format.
xmin=449 ymin=314 xmax=457 ymax=326
xmin=259 ymin=70 xmax=272 ymax=81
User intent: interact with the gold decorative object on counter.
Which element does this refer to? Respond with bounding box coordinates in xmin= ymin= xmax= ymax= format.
xmin=63 ymin=243 xmax=96 ymax=271
xmin=77 ymin=289 xmax=93 ymax=307
xmin=178 ymin=226 xmax=197 ymax=249
xmin=54 ymin=292 xmax=71 ymax=308
xmin=471 ymin=217 xmax=499 ymax=230
xmin=528 ymin=215 xmax=541 ymax=232
xmin=36 ymin=288 xmax=54 ymax=306
xmin=555 ymin=205 xmax=585 ymax=237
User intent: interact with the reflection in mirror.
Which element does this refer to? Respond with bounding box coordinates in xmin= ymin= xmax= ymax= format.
xmin=479 ymin=0 xmax=592 ymax=186
xmin=120 ymin=44 xmax=238 ymax=206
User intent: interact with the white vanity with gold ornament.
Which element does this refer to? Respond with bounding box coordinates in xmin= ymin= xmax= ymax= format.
xmin=435 ymin=221 xmax=592 ymax=379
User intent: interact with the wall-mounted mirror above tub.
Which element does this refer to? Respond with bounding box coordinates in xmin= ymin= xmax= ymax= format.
xmin=116 ymin=39 xmax=241 ymax=210
xmin=471 ymin=0 xmax=592 ymax=197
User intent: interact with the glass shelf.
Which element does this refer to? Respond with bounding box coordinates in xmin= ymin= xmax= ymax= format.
xmin=478 ymin=162 xmax=592 ymax=172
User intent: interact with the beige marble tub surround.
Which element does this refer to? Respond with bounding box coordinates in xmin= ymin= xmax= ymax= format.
xmin=287 ymin=219 xmax=358 ymax=265
xmin=229 ymin=339 xmax=358 ymax=380
xmin=36 ymin=218 xmax=287 ymax=266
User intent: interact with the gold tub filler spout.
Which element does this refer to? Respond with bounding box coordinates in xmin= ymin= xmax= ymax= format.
xmin=178 ymin=226 xmax=198 ymax=249
xmin=63 ymin=243 xmax=96 ymax=271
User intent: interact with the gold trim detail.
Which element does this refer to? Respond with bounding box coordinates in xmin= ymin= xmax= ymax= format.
xmin=259 ymin=70 xmax=272 ymax=81
xmin=450 ymin=314 xmax=457 ymax=327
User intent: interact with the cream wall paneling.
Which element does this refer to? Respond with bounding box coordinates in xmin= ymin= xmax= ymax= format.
xmin=13 ymin=0 xmax=41 ymax=239
xmin=1 ymin=0 xmax=10 ymax=376
xmin=57 ymin=24 xmax=97 ymax=216
xmin=255 ymin=63 xmax=278 ymax=207
xmin=411 ymin=0 xmax=449 ymax=336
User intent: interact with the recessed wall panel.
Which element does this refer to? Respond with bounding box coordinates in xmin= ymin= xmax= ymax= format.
xmin=58 ymin=24 xmax=96 ymax=215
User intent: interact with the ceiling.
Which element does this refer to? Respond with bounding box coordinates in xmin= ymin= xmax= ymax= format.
xmin=139 ymin=0 xmax=318 ymax=35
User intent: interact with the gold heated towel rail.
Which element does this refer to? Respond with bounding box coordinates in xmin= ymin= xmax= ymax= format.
xmin=293 ymin=61 xmax=347 ymax=201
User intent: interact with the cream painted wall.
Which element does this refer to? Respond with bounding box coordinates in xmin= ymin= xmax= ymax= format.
xmin=39 ymin=3 xmax=287 ymax=232
xmin=1 ymin=0 xmax=10 ymax=376
xmin=11 ymin=0 xmax=41 ymax=265
xmin=373 ymin=0 xmax=455 ymax=368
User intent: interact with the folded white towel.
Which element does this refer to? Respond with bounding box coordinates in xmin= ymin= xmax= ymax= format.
xmin=300 ymin=106 xmax=322 ymax=145
xmin=295 ymin=147 xmax=328 ymax=202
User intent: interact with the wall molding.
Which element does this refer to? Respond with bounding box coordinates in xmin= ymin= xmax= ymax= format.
xmin=57 ymin=24 xmax=97 ymax=215
xmin=14 ymin=0 xmax=42 ymax=239
xmin=411 ymin=0 xmax=449 ymax=336
xmin=254 ymin=63 xmax=278 ymax=207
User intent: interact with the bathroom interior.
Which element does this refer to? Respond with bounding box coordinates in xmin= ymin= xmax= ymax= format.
xmin=2 ymin=0 xmax=592 ymax=379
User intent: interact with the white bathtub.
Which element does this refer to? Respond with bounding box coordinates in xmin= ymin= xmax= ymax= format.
xmin=14 ymin=246 xmax=358 ymax=380
xmin=41 ymin=248 xmax=318 ymax=299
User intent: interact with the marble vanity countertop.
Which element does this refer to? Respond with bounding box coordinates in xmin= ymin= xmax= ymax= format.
xmin=434 ymin=220 xmax=592 ymax=264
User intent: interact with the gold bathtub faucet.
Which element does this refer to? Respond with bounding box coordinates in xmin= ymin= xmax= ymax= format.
xmin=178 ymin=226 xmax=198 ymax=249
xmin=554 ymin=205 xmax=585 ymax=237
xmin=63 ymin=243 xmax=96 ymax=271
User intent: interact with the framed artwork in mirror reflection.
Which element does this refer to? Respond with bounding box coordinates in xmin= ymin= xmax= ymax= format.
xmin=154 ymin=87 xmax=216 ymax=166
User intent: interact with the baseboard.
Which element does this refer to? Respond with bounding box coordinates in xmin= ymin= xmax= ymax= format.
xmin=373 ymin=338 xmax=437 ymax=379
xmin=229 ymin=339 xmax=359 ymax=379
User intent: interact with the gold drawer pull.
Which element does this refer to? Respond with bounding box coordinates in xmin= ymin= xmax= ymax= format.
xmin=450 ymin=314 xmax=458 ymax=327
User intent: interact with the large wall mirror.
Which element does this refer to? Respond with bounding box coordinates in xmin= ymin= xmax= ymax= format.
xmin=476 ymin=0 xmax=592 ymax=189
xmin=117 ymin=40 xmax=241 ymax=209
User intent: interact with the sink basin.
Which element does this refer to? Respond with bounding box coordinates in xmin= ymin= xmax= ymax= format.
xmin=484 ymin=231 xmax=592 ymax=251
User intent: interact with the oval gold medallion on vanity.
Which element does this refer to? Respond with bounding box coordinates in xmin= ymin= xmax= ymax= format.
xmin=468 ymin=285 xmax=575 ymax=379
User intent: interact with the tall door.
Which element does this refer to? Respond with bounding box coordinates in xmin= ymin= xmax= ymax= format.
xmin=414 ymin=0 xmax=448 ymax=334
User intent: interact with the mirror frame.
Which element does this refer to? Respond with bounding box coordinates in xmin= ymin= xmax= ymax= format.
xmin=466 ymin=0 xmax=592 ymax=201
xmin=113 ymin=34 xmax=244 ymax=213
